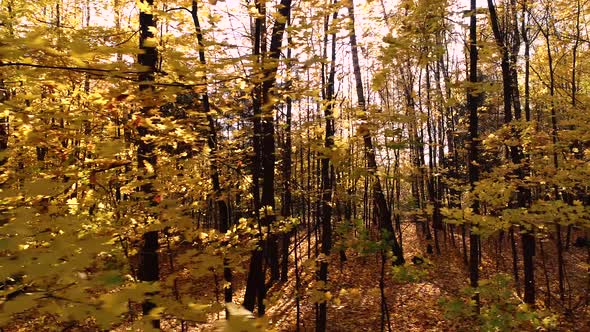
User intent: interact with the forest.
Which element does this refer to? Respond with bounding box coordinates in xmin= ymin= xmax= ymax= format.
xmin=0 ymin=0 xmax=589 ymax=330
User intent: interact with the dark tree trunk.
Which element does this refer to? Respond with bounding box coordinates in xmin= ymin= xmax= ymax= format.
xmin=190 ymin=0 xmax=232 ymax=305
xmin=425 ymin=65 xmax=440 ymax=254
xmin=279 ymin=14 xmax=294 ymax=283
xmin=316 ymin=4 xmax=337 ymax=330
xmin=0 ymin=80 xmax=8 ymax=163
xmin=243 ymin=0 xmax=265 ymax=313
xmin=467 ymin=0 xmax=480 ymax=314
xmin=347 ymin=0 xmax=404 ymax=265
xmin=244 ymin=0 xmax=292 ymax=315
xmin=281 ymin=38 xmax=293 ymax=282
xmin=521 ymin=0 xmax=532 ymax=122
xmin=488 ymin=0 xmax=535 ymax=305
xmin=540 ymin=7 xmax=565 ymax=303
xmin=137 ymin=0 xmax=159 ymax=328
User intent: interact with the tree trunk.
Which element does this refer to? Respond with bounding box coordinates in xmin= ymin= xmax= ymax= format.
xmin=281 ymin=38 xmax=293 ymax=283
xmin=137 ymin=0 xmax=159 ymax=328
xmin=244 ymin=0 xmax=292 ymax=315
xmin=243 ymin=0 xmax=265 ymax=313
xmin=347 ymin=0 xmax=404 ymax=265
xmin=317 ymin=4 xmax=337 ymax=330
xmin=467 ymin=0 xmax=480 ymax=314
xmin=190 ymin=0 xmax=232 ymax=305
xmin=488 ymin=0 xmax=535 ymax=305
xmin=540 ymin=8 xmax=566 ymax=303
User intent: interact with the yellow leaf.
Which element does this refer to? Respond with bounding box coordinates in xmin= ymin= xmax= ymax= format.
xmin=143 ymin=37 xmax=158 ymax=48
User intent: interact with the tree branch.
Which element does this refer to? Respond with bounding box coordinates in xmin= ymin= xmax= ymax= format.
xmin=164 ymin=7 xmax=192 ymax=14
xmin=0 ymin=62 xmax=249 ymax=87
xmin=0 ymin=62 xmax=136 ymax=73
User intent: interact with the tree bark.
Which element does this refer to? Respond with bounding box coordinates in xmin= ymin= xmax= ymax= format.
xmin=137 ymin=0 xmax=159 ymax=328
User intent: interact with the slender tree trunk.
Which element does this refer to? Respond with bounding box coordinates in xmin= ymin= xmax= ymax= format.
xmin=263 ymin=0 xmax=292 ymax=286
xmin=137 ymin=0 xmax=159 ymax=328
xmin=243 ymin=0 xmax=265 ymax=313
xmin=540 ymin=239 xmax=552 ymax=307
xmin=467 ymin=0 xmax=480 ymax=314
xmin=0 ymin=1 xmax=12 ymax=162
xmin=346 ymin=0 xmax=404 ymax=265
xmin=433 ymin=54 xmax=447 ymax=253
xmin=316 ymin=4 xmax=337 ymax=330
xmin=294 ymin=230 xmax=301 ymax=331
xmin=425 ymin=66 xmax=440 ymax=254
xmin=244 ymin=0 xmax=292 ymax=314
xmin=488 ymin=0 xmax=535 ymax=305
xmin=565 ymin=0 xmax=582 ymax=251
xmin=571 ymin=0 xmax=580 ymax=109
xmin=0 ymin=83 xmax=8 ymax=162
xmin=190 ymin=0 xmax=232 ymax=305
xmin=540 ymin=11 xmax=566 ymax=302
xmin=521 ymin=0 xmax=532 ymax=122
xmin=279 ymin=9 xmax=295 ymax=284
xmin=281 ymin=42 xmax=293 ymax=283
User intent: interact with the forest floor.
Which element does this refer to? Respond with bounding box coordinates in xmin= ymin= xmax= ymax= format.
xmin=6 ymin=221 xmax=590 ymax=331
xmin=262 ymin=222 xmax=590 ymax=332
xmin=266 ymin=223 xmax=466 ymax=331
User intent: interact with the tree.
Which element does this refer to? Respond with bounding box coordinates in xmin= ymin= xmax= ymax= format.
xmin=347 ymin=0 xmax=404 ymax=266
xmin=190 ymin=0 xmax=232 ymax=305
xmin=467 ymin=0 xmax=481 ymax=314
xmin=243 ymin=0 xmax=292 ymax=315
xmin=487 ymin=0 xmax=535 ymax=306
xmin=136 ymin=1 xmax=160 ymax=327
xmin=316 ymin=2 xmax=338 ymax=330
